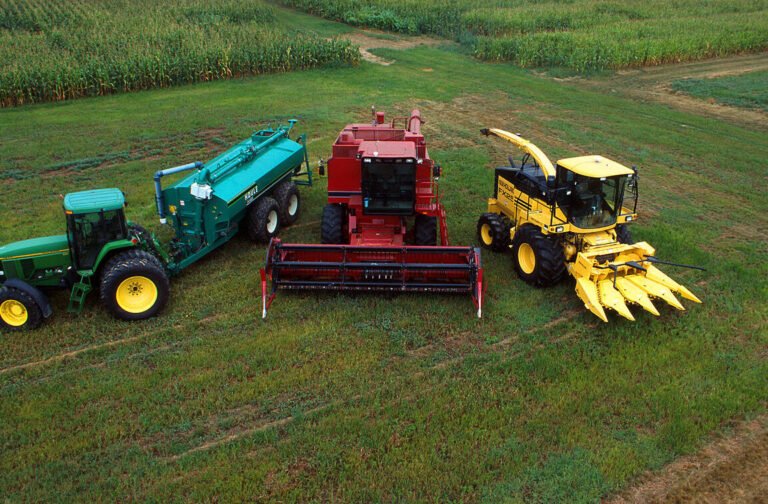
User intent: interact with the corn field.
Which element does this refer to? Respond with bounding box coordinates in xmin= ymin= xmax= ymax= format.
xmin=277 ymin=0 xmax=768 ymax=71
xmin=0 ymin=0 xmax=359 ymax=107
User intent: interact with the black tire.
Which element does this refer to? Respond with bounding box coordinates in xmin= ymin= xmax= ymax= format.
xmin=99 ymin=249 xmax=170 ymax=321
xmin=0 ymin=287 xmax=43 ymax=331
xmin=615 ymin=224 xmax=634 ymax=244
xmin=476 ymin=212 xmax=511 ymax=252
xmin=246 ymin=197 xmax=281 ymax=243
xmin=414 ymin=214 xmax=437 ymax=246
xmin=511 ymin=224 xmax=566 ymax=287
xmin=274 ymin=181 xmax=300 ymax=226
xmin=321 ymin=204 xmax=345 ymax=244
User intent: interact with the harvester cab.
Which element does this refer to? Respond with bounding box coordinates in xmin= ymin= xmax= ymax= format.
xmin=477 ymin=128 xmax=702 ymax=322
xmin=261 ymin=109 xmax=483 ymax=318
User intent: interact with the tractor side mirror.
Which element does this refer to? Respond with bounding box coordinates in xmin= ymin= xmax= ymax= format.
xmin=318 ymin=159 xmax=325 ymax=176
xmin=433 ymin=164 xmax=442 ymax=179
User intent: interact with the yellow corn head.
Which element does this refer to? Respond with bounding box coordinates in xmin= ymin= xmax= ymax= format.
xmin=476 ymin=128 xmax=702 ymax=322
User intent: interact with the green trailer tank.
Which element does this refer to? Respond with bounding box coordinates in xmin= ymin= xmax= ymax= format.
xmin=0 ymin=121 xmax=312 ymax=331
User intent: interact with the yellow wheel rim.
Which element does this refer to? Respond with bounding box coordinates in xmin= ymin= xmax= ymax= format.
xmin=116 ymin=276 xmax=158 ymax=314
xmin=480 ymin=223 xmax=493 ymax=246
xmin=0 ymin=299 xmax=28 ymax=327
xmin=518 ymin=243 xmax=536 ymax=274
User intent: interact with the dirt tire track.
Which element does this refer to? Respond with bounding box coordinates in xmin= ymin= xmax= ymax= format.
xmin=609 ymin=415 xmax=768 ymax=503
xmin=339 ymin=29 xmax=445 ymax=66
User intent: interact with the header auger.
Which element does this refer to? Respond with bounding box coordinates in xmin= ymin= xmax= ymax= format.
xmin=476 ymin=128 xmax=702 ymax=322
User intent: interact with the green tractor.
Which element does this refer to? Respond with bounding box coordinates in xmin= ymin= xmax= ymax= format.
xmin=0 ymin=188 xmax=169 ymax=329
xmin=0 ymin=121 xmax=312 ymax=331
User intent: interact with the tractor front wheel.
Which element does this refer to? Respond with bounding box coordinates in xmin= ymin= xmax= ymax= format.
xmin=414 ymin=214 xmax=437 ymax=246
xmin=274 ymin=181 xmax=300 ymax=226
xmin=246 ymin=197 xmax=281 ymax=243
xmin=321 ymin=204 xmax=345 ymax=244
xmin=511 ymin=225 xmax=566 ymax=287
xmin=476 ymin=213 xmax=510 ymax=252
xmin=100 ymin=249 xmax=170 ymax=321
xmin=0 ymin=287 xmax=43 ymax=331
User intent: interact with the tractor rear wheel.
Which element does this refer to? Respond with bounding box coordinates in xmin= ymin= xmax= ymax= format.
xmin=511 ymin=225 xmax=566 ymax=287
xmin=274 ymin=181 xmax=300 ymax=226
xmin=476 ymin=213 xmax=510 ymax=252
xmin=0 ymin=287 xmax=43 ymax=331
xmin=246 ymin=197 xmax=281 ymax=243
xmin=321 ymin=204 xmax=345 ymax=244
xmin=100 ymin=249 xmax=170 ymax=321
xmin=414 ymin=214 xmax=437 ymax=246
xmin=615 ymin=224 xmax=634 ymax=244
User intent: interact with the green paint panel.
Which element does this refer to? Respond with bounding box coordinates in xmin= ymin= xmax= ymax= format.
xmin=0 ymin=234 xmax=69 ymax=260
xmin=63 ymin=188 xmax=125 ymax=214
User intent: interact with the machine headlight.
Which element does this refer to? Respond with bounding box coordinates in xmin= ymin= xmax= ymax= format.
xmin=555 ymin=226 xmax=564 ymax=232
xmin=626 ymin=216 xmax=633 ymax=222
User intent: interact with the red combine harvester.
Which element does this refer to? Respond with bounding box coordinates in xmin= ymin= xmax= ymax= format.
xmin=260 ymin=109 xmax=483 ymax=317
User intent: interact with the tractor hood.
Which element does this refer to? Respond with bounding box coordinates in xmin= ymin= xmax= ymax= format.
xmin=0 ymin=234 xmax=70 ymax=261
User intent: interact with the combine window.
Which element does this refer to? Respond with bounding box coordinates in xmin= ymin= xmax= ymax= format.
xmin=557 ymin=168 xmax=627 ymax=229
xmin=67 ymin=210 xmax=127 ymax=270
xmin=361 ymin=158 xmax=417 ymax=215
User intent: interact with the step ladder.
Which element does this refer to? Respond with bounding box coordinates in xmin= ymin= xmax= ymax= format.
xmin=67 ymin=275 xmax=92 ymax=314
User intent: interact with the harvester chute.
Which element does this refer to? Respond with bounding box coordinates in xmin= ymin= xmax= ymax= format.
xmin=260 ymin=109 xmax=484 ymax=318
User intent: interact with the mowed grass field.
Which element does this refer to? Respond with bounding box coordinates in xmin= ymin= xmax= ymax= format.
xmin=1 ymin=8 xmax=767 ymax=503
xmin=672 ymin=70 xmax=768 ymax=111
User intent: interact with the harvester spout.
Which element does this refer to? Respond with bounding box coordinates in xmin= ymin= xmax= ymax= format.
xmin=408 ymin=109 xmax=423 ymax=134
xmin=154 ymin=161 xmax=203 ymax=224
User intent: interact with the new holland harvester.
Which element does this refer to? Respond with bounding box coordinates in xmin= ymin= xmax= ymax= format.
xmin=476 ymin=128 xmax=703 ymax=322
xmin=261 ymin=109 xmax=483 ymax=317
xmin=0 ymin=121 xmax=312 ymax=330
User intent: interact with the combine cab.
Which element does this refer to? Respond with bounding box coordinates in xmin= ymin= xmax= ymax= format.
xmin=476 ymin=128 xmax=703 ymax=322
xmin=261 ymin=109 xmax=483 ymax=317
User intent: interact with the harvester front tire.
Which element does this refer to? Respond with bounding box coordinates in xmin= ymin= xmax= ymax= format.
xmin=511 ymin=225 xmax=566 ymax=287
xmin=0 ymin=287 xmax=43 ymax=331
xmin=274 ymin=181 xmax=300 ymax=226
xmin=321 ymin=204 xmax=345 ymax=244
xmin=100 ymin=249 xmax=170 ymax=321
xmin=414 ymin=215 xmax=437 ymax=246
xmin=247 ymin=197 xmax=281 ymax=243
xmin=476 ymin=213 xmax=510 ymax=252
xmin=615 ymin=224 xmax=634 ymax=244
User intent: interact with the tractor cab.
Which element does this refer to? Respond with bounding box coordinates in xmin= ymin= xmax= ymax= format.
xmin=63 ymin=189 xmax=129 ymax=271
xmin=554 ymin=156 xmax=637 ymax=230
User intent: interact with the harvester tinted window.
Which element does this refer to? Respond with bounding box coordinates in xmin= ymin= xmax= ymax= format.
xmin=361 ymin=160 xmax=416 ymax=215
xmin=67 ymin=210 xmax=127 ymax=270
xmin=559 ymin=172 xmax=627 ymax=229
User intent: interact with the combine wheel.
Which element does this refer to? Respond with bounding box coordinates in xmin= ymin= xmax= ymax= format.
xmin=414 ymin=214 xmax=437 ymax=246
xmin=274 ymin=181 xmax=300 ymax=226
xmin=511 ymin=225 xmax=566 ymax=287
xmin=321 ymin=204 xmax=345 ymax=244
xmin=0 ymin=287 xmax=43 ymax=331
xmin=476 ymin=213 xmax=510 ymax=252
xmin=100 ymin=249 xmax=170 ymax=321
xmin=615 ymin=224 xmax=633 ymax=244
xmin=246 ymin=197 xmax=281 ymax=243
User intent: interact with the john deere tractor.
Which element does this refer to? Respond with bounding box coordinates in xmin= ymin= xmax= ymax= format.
xmin=0 ymin=121 xmax=312 ymax=331
xmin=476 ymin=128 xmax=702 ymax=322
xmin=0 ymin=188 xmax=170 ymax=330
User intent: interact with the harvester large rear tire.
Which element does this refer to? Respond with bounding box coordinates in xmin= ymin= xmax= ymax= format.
xmin=0 ymin=287 xmax=43 ymax=331
xmin=100 ymin=249 xmax=169 ymax=321
xmin=274 ymin=181 xmax=300 ymax=226
xmin=615 ymin=224 xmax=634 ymax=244
xmin=321 ymin=204 xmax=345 ymax=244
xmin=476 ymin=213 xmax=510 ymax=252
xmin=414 ymin=215 xmax=437 ymax=246
xmin=246 ymin=197 xmax=281 ymax=243
xmin=511 ymin=225 xmax=566 ymax=287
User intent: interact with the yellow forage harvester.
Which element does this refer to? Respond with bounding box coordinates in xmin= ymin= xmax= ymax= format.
xmin=476 ymin=128 xmax=703 ymax=322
